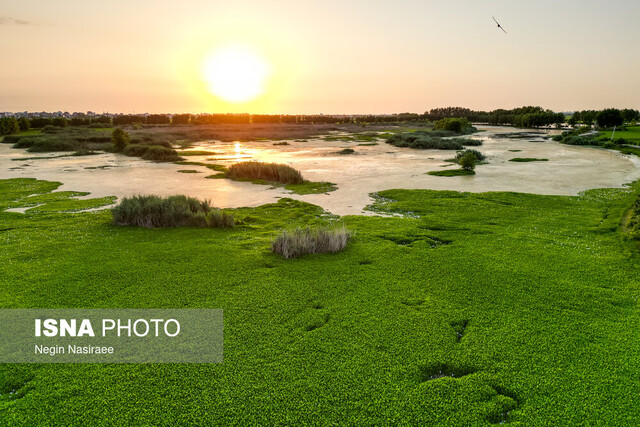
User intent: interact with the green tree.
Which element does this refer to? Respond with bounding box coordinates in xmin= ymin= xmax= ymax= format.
xmin=112 ymin=128 xmax=130 ymax=152
xmin=0 ymin=117 xmax=20 ymax=136
xmin=52 ymin=117 xmax=68 ymax=127
xmin=459 ymin=151 xmax=476 ymax=171
xmin=596 ymin=108 xmax=623 ymax=129
xmin=17 ymin=117 xmax=30 ymax=131
xmin=621 ymin=109 xmax=640 ymax=123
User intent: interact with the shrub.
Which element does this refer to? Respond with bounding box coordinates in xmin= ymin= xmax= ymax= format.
xmin=141 ymin=145 xmax=182 ymax=162
xmin=206 ymin=210 xmax=235 ymax=228
xmin=434 ymin=117 xmax=474 ymax=134
xmin=459 ymin=151 xmax=477 ymax=171
xmin=227 ymin=162 xmax=304 ymax=184
xmin=122 ymin=144 xmax=149 ymax=157
xmin=1 ymin=135 xmax=23 ymax=144
xmin=88 ymin=122 xmax=110 ymax=129
xmin=20 ymin=138 xmax=77 ymax=152
xmin=111 ymin=195 xmax=234 ymax=228
xmin=338 ymin=148 xmax=355 ymax=154
xmin=42 ymin=125 xmax=63 ymax=134
xmin=121 ymin=144 xmax=181 ymax=162
xmin=112 ymin=128 xmax=130 ymax=152
xmin=271 ymin=226 xmax=350 ymax=258
xmin=455 ymin=149 xmax=485 ymax=162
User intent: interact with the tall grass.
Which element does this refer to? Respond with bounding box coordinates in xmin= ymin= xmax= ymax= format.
xmin=112 ymin=195 xmax=234 ymax=228
xmin=227 ymin=161 xmax=304 ymax=184
xmin=122 ymin=144 xmax=182 ymax=162
xmin=271 ymin=226 xmax=350 ymax=258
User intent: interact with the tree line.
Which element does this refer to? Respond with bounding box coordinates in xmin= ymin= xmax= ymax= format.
xmin=2 ymin=106 xmax=638 ymax=137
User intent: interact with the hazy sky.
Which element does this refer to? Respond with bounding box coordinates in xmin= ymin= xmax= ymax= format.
xmin=2 ymin=0 xmax=639 ymax=114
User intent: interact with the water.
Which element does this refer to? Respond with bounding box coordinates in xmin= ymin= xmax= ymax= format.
xmin=2 ymin=126 xmax=639 ymax=216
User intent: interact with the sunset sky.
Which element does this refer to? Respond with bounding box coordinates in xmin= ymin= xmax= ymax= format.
xmin=2 ymin=0 xmax=639 ymax=114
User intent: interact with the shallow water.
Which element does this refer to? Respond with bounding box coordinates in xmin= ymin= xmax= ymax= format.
xmin=2 ymin=126 xmax=639 ymax=216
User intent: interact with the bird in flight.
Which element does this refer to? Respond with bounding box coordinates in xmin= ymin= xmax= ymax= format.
xmin=493 ymin=16 xmax=507 ymax=34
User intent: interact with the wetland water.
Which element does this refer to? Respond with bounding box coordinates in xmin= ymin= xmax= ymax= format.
xmin=2 ymin=126 xmax=639 ymax=216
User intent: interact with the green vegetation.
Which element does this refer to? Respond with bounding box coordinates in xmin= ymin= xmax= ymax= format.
xmin=111 ymin=195 xmax=234 ymax=228
xmin=5 ymin=127 xmax=111 ymax=152
xmin=338 ymin=148 xmax=355 ymax=155
xmin=596 ymin=108 xmax=624 ymax=129
xmin=176 ymin=150 xmax=220 ymax=156
xmin=454 ymin=149 xmax=485 ymax=163
xmin=427 ymin=169 xmax=476 ymax=177
xmin=111 ymin=128 xmax=130 ymax=152
xmin=227 ymin=161 xmax=303 ymax=184
xmin=224 ymin=162 xmax=337 ymax=195
xmin=601 ymin=126 xmax=640 ymax=144
xmin=627 ymin=195 xmax=640 ymax=239
xmin=2 ymin=126 xmax=182 ymax=162
xmin=433 ymin=118 xmax=477 ymax=134
xmin=3 ymin=178 xmax=640 ymax=424
xmin=173 ymin=161 xmax=228 ymax=173
xmin=509 ymin=158 xmax=549 ymax=162
xmin=122 ymin=144 xmax=182 ymax=162
xmin=322 ymin=132 xmax=381 ymax=143
xmin=552 ymin=128 xmax=599 ymax=146
xmin=386 ymin=131 xmax=482 ymax=150
xmin=552 ymin=128 xmax=640 ymax=160
xmin=271 ymin=226 xmax=350 ymax=258
xmin=284 ymin=181 xmax=338 ymax=195
xmin=177 ymin=169 xmax=201 ymax=173
xmin=0 ymin=117 xmax=20 ymax=136
xmin=458 ymin=151 xmax=477 ymax=171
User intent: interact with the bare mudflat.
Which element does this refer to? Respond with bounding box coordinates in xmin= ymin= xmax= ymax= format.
xmin=2 ymin=126 xmax=639 ymax=215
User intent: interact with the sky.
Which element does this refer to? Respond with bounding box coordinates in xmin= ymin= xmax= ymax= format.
xmin=1 ymin=0 xmax=639 ymax=114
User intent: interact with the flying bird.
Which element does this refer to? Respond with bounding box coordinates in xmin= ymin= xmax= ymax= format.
xmin=493 ymin=16 xmax=507 ymax=34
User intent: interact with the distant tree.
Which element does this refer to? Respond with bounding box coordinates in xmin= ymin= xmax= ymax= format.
xmin=112 ymin=128 xmax=130 ymax=152
xmin=171 ymin=114 xmax=192 ymax=125
xmin=580 ymin=110 xmax=597 ymax=126
xmin=147 ymin=114 xmax=171 ymax=125
xmin=92 ymin=115 xmax=112 ymax=125
xmin=52 ymin=117 xmax=68 ymax=127
xmin=29 ymin=117 xmax=53 ymax=128
xmin=17 ymin=117 xmax=30 ymax=131
xmin=0 ymin=117 xmax=20 ymax=136
xmin=596 ymin=108 xmax=623 ymax=129
xmin=568 ymin=115 xmax=578 ymax=127
xmin=621 ymin=109 xmax=640 ymax=123
xmin=70 ymin=117 xmax=90 ymax=126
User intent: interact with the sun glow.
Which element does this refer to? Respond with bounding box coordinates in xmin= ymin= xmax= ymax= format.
xmin=202 ymin=46 xmax=270 ymax=103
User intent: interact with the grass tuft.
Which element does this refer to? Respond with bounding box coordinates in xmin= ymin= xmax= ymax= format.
xmin=111 ymin=195 xmax=233 ymax=228
xmin=272 ymin=226 xmax=350 ymax=258
xmin=227 ymin=161 xmax=304 ymax=184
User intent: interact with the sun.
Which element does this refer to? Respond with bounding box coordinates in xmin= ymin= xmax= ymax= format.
xmin=202 ymin=46 xmax=270 ymax=103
